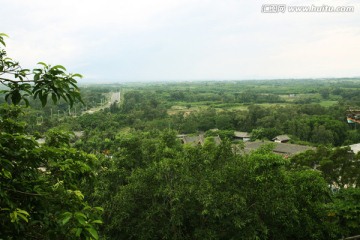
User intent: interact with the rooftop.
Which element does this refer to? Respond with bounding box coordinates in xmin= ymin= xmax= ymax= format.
xmin=272 ymin=135 xmax=291 ymax=142
xmin=234 ymin=131 xmax=251 ymax=138
xmin=244 ymin=141 xmax=314 ymax=156
xmin=349 ymin=143 xmax=360 ymax=154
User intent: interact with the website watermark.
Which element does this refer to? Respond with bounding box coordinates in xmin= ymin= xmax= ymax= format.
xmin=261 ymin=4 xmax=355 ymax=13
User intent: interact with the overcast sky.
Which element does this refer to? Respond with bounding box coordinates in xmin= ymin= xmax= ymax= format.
xmin=1 ymin=0 xmax=359 ymax=82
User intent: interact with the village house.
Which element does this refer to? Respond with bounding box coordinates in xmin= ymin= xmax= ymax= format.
xmin=177 ymin=134 xmax=221 ymax=146
xmin=243 ymin=141 xmax=314 ymax=157
xmin=348 ymin=143 xmax=360 ymax=154
xmin=272 ymin=135 xmax=291 ymax=143
xmin=234 ymin=131 xmax=251 ymax=142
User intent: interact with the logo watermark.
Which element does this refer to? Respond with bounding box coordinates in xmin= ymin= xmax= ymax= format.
xmin=261 ymin=4 xmax=354 ymax=13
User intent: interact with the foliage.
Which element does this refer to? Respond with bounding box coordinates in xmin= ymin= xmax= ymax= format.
xmin=0 ymin=33 xmax=83 ymax=107
xmin=91 ymin=135 xmax=337 ymax=239
xmin=291 ymin=146 xmax=360 ymax=188
xmin=0 ymin=105 xmax=102 ymax=239
xmin=0 ymin=34 xmax=101 ymax=239
xmin=3 ymin=32 xmax=360 ymax=239
xmin=325 ymin=188 xmax=360 ymax=237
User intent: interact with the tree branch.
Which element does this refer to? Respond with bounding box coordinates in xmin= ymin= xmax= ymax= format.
xmin=4 ymin=187 xmax=48 ymax=196
xmin=0 ymin=77 xmax=33 ymax=83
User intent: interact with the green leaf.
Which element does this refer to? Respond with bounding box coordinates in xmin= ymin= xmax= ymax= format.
xmin=11 ymin=90 xmax=21 ymax=105
xmin=91 ymin=219 xmax=103 ymax=224
xmin=34 ymin=74 xmax=40 ymax=81
xmin=94 ymin=207 xmax=104 ymax=212
xmin=74 ymin=212 xmax=87 ymax=219
xmin=37 ymin=62 xmax=48 ymax=68
xmin=39 ymin=93 xmax=48 ymax=107
xmin=10 ymin=211 xmax=17 ymax=222
xmin=72 ymin=73 xmax=83 ymax=78
xmin=68 ymin=81 xmax=80 ymax=90
xmin=86 ymin=227 xmax=99 ymax=240
xmin=17 ymin=212 xmax=29 ymax=223
xmin=23 ymin=98 xmax=29 ymax=107
xmin=9 ymin=209 xmax=28 ymax=223
xmin=16 ymin=209 xmax=29 ymax=216
xmin=77 ymin=216 xmax=87 ymax=225
xmin=75 ymin=228 xmax=83 ymax=237
xmin=0 ymin=33 xmax=8 ymax=46
xmin=51 ymin=93 xmax=58 ymax=104
xmin=61 ymin=212 xmax=72 ymax=225
xmin=52 ymin=65 xmax=67 ymax=71
xmin=73 ymin=190 xmax=84 ymax=200
xmin=33 ymin=68 xmax=42 ymax=75
xmin=2 ymin=169 xmax=12 ymax=179
xmin=83 ymin=206 xmax=91 ymax=211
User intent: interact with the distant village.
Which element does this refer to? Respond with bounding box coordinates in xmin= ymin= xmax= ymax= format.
xmin=177 ymin=131 xmax=360 ymax=157
xmin=36 ymin=129 xmax=360 ymax=158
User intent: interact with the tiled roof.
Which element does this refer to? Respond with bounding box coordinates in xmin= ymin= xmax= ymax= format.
xmin=272 ymin=135 xmax=290 ymax=142
xmin=179 ymin=134 xmax=222 ymax=146
xmin=349 ymin=143 xmax=360 ymax=154
xmin=181 ymin=135 xmax=205 ymax=146
xmin=244 ymin=141 xmax=314 ymax=156
xmin=234 ymin=131 xmax=251 ymax=138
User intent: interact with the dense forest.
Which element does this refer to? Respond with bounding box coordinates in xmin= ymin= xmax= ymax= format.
xmin=1 ymin=33 xmax=360 ymax=239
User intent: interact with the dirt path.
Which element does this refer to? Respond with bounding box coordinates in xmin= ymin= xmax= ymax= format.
xmin=83 ymin=92 xmax=120 ymax=114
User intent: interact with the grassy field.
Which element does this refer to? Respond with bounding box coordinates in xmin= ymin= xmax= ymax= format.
xmin=319 ymin=100 xmax=338 ymax=107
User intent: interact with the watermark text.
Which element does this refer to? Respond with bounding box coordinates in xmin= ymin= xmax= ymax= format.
xmin=261 ymin=4 xmax=354 ymax=13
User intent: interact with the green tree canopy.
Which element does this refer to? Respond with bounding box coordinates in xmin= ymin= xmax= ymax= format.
xmin=0 ymin=33 xmax=101 ymax=239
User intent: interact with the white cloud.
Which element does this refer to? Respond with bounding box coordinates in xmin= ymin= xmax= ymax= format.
xmin=1 ymin=0 xmax=359 ymax=81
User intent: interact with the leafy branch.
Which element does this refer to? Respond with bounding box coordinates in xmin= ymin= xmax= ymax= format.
xmin=0 ymin=33 xmax=84 ymax=107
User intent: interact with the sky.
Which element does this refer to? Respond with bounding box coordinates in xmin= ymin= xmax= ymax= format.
xmin=1 ymin=0 xmax=360 ymax=82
